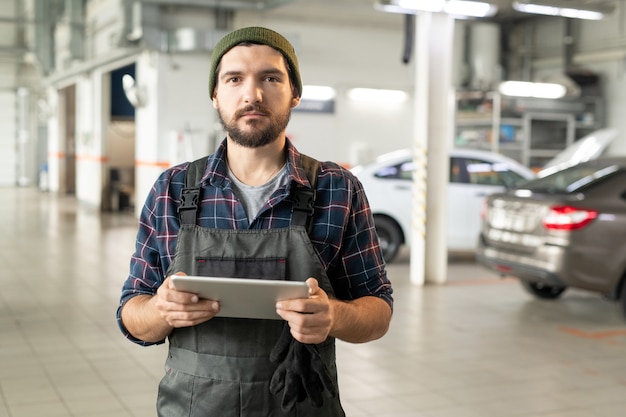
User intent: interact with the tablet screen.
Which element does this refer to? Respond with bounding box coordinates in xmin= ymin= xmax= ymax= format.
xmin=170 ymin=276 xmax=309 ymax=320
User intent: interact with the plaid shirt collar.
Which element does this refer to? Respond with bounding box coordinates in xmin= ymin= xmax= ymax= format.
xmin=200 ymin=138 xmax=313 ymax=190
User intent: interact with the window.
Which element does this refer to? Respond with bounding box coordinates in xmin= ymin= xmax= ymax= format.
xmin=374 ymin=160 xmax=414 ymax=180
xmin=375 ymin=156 xmax=530 ymax=188
xmin=451 ymin=157 xmax=529 ymax=188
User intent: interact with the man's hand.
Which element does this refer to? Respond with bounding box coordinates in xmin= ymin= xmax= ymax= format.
xmin=154 ymin=273 xmax=221 ymax=328
xmin=275 ymin=277 xmax=392 ymax=345
xmin=121 ymin=272 xmax=221 ymax=343
xmin=275 ymin=278 xmax=333 ymax=345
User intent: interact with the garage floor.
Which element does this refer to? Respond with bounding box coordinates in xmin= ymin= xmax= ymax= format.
xmin=2 ymin=187 xmax=626 ymax=417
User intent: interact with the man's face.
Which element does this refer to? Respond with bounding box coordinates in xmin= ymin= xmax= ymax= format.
xmin=212 ymin=44 xmax=300 ymax=148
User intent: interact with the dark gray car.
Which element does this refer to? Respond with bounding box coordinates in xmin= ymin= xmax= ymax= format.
xmin=477 ymin=157 xmax=626 ymax=318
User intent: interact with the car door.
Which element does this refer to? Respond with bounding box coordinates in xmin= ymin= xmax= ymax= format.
xmin=447 ymin=156 xmax=521 ymax=250
xmin=373 ymin=158 xmax=414 ymax=241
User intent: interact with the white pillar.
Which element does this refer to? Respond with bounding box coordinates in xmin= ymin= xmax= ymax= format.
xmin=134 ymin=50 xmax=165 ymax=218
xmin=17 ymin=88 xmax=31 ymax=186
xmin=410 ymin=12 xmax=455 ymax=286
xmin=75 ymin=74 xmax=106 ymax=208
xmin=47 ymin=87 xmax=62 ymax=193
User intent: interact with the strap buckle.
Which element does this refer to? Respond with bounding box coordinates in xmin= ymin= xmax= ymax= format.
xmin=178 ymin=187 xmax=200 ymax=213
xmin=291 ymin=187 xmax=315 ymax=216
xmin=291 ymin=186 xmax=315 ymax=231
xmin=178 ymin=187 xmax=200 ymax=224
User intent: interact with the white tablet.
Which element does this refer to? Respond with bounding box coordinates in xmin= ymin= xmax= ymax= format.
xmin=170 ymin=276 xmax=310 ymax=320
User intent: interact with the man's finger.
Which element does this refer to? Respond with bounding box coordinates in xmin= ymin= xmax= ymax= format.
xmin=306 ymin=277 xmax=319 ymax=296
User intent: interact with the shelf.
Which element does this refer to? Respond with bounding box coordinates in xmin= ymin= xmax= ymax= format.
xmin=457 ymin=118 xmax=492 ymax=127
xmin=457 ymin=111 xmax=493 ymax=120
xmin=454 ymin=90 xmax=605 ymax=168
xmin=498 ymin=143 xmax=523 ymax=150
xmin=457 ymin=117 xmax=523 ymax=128
xmin=500 ymin=118 xmax=523 ymax=126
xmin=529 ymin=149 xmax=561 ymax=157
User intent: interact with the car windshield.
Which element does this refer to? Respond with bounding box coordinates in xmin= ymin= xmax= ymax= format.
xmin=518 ymin=163 xmax=621 ymax=193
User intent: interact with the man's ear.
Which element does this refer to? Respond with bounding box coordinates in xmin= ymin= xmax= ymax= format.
xmin=290 ymin=96 xmax=301 ymax=109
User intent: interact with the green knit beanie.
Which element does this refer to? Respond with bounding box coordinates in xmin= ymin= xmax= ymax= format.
xmin=208 ymin=26 xmax=302 ymax=98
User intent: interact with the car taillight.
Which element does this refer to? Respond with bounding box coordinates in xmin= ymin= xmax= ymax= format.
xmin=542 ymin=205 xmax=598 ymax=230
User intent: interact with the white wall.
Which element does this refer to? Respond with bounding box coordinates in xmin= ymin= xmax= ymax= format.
xmin=75 ymin=75 xmax=103 ymax=208
xmin=234 ymin=17 xmax=416 ymax=164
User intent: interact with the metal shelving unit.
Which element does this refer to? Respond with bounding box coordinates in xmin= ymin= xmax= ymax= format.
xmin=454 ymin=90 xmax=605 ymax=170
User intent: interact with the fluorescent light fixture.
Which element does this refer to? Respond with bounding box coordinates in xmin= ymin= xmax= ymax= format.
xmin=395 ymin=0 xmax=445 ymax=13
xmin=375 ymin=0 xmax=498 ymax=18
xmin=301 ymin=85 xmax=336 ymax=101
xmin=445 ymin=0 xmax=497 ymax=17
xmin=512 ymin=0 xmax=615 ymax=20
xmin=348 ymin=88 xmax=408 ymax=103
xmin=499 ymin=81 xmax=567 ymax=99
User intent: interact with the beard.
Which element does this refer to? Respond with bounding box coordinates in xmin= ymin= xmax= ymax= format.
xmin=218 ymin=103 xmax=292 ymax=149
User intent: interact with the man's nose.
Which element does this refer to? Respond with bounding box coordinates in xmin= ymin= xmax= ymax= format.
xmin=243 ymin=80 xmax=262 ymax=103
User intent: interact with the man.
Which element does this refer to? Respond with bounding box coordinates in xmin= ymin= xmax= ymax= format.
xmin=117 ymin=26 xmax=393 ymax=416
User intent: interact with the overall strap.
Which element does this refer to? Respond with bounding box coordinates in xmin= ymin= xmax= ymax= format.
xmin=178 ymin=154 xmax=320 ymax=230
xmin=178 ymin=157 xmax=206 ymax=225
xmin=291 ymin=154 xmax=320 ymax=232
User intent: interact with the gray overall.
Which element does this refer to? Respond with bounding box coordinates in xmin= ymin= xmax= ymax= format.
xmin=157 ymin=156 xmax=346 ymax=416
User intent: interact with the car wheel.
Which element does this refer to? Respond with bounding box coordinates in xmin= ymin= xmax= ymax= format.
xmin=374 ymin=216 xmax=402 ymax=263
xmin=520 ymin=280 xmax=566 ymax=299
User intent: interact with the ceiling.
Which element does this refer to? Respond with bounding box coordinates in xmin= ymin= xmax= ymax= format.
xmin=0 ymin=0 xmax=618 ymax=66
xmin=149 ymin=0 xmax=529 ymax=23
xmin=146 ymin=0 xmax=615 ymax=25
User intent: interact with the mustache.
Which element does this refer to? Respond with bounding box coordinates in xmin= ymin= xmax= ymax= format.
xmin=235 ymin=105 xmax=270 ymax=118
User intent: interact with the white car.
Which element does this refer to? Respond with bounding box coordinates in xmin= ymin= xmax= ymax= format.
xmin=351 ymin=148 xmax=536 ymax=262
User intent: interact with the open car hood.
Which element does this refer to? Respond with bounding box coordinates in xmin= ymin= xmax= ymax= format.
xmin=537 ymin=128 xmax=618 ymax=178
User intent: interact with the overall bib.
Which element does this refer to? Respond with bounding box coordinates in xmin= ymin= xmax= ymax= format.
xmin=157 ymin=157 xmax=346 ymax=417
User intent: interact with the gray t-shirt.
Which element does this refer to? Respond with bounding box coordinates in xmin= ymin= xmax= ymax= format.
xmin=227 ymin=164 xmax=288 ymax=222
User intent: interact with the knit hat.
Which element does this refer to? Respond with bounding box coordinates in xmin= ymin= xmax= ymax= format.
xmin=208 ymin=26 xmax=302 ymax=98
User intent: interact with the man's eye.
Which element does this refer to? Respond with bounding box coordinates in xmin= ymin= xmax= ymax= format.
xmin=265 ymin=77 xmax=278 ymax=82
xmin=227 ymin=77 xmax=241 ymax=83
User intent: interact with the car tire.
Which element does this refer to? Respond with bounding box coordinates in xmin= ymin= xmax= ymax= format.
xmin=520 ymin=280 xmax=566 ymax=299
xmin=374 ymin=216 xmax=402 ymax=263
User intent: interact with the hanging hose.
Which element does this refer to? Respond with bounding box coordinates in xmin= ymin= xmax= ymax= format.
xmin=402 ymin=13 xmax=415 ymax=64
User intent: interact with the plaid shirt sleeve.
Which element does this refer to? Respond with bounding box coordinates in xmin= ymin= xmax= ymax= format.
xmin=308 ymin=161 xmax=393 ymax=309
xmin=117 ymin=141 xmax=393 ymax=345
xmin=116 ymin=164 xmax=189 ymax=345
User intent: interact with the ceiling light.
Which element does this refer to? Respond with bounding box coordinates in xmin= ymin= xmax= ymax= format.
xmin=512 ymin=0 xmax=616 ymax=20
xmin=499 ymin=81 xmax=567 ymax=99
xmin=348 ymin=88 xmax=408 ymax=103
xmin=375 ymin=0 xmax=498 ymax=18
xmin=301 ymin=85 xmax=336 ymax=101
xmin=444 ymin=1 xmax=497 ymax=17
